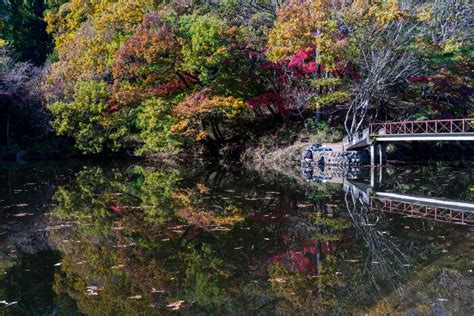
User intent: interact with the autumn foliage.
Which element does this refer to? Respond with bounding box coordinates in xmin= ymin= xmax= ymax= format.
xmin=36 ymin=0 xmax=473 ymax=155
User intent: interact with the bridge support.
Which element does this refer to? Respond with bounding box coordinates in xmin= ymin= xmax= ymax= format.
xmin=369 ymin=144 xmax=386 ymax=166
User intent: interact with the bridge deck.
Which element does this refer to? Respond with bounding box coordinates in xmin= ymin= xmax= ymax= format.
xmin=344 ymin=118 xmax=474 ymax=151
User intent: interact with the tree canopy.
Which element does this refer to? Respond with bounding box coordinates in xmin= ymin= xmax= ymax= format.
xmin=1 ymin=0 xmax=472 ymax=155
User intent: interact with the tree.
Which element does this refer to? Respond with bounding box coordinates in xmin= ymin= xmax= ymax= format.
xmin=112 ymin=12 xmax=185 ymax=107
xmin=0 ymin=45 xmax=47 ymax=146
xmin=0 ymin=0 xmax=52 ymax=65
xmin=47 ymin=80 xmax=130 ymax=154
xmin=172 ymin=89 xmax=248 ymax=143
xmin=342 ymin=2 xmax=420 ymax=135
xmin=343 ymin=0 xmax=473 ymax=135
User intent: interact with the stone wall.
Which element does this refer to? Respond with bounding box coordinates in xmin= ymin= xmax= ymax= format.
xmin=301 ymin=148 xmax=369 ymax=167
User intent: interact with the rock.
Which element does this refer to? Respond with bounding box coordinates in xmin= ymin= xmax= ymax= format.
xmin=300 ymin=144 xmax=369 ymax=166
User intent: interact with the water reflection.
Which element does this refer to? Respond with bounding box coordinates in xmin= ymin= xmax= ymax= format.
xmin=0 ymin=161 xmax=472 ymax=314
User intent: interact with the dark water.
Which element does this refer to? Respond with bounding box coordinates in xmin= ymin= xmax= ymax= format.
xmin=0 ymin=160 xmax=472 ymax=315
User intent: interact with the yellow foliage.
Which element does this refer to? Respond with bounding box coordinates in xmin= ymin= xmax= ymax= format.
xmin=195 ymin=130 xmax=209 ymax=141
xmin=172 ymin=90 xmax=248 ymax=141
xmin=44 ymin=0 xmax=155 ymax=97
xmin=267 ymin=0 xmax=408 ymax=67
xmin=345 ymin=0 xmax=406 ymax=25
xmin=266 ymin=0 xmax=322 ymax=61
xmin=417 ymin=6 xmax=433 ymax=22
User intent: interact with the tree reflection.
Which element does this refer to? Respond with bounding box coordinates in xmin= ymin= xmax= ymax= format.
xmin=344 ymin=189 xmax=411 ymax=293
xmin=38 ymin=164 xmax=473 ymax=314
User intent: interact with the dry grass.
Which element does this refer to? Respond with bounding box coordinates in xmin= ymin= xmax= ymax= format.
xmin=242 ymin=123 xmax=343 ymax=171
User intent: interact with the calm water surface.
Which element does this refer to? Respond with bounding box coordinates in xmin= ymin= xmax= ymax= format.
xmin=0 ymin=161 xmax=472 ymax=315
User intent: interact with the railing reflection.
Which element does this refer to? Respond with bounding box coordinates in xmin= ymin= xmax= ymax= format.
xmin=301 ymin=163 xmax=474 ymax=226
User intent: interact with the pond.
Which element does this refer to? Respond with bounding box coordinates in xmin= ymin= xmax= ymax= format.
xmin=0 ymin=160 xmax=472 ymax=315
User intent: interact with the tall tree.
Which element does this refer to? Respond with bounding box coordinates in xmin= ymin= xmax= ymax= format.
xmin=0 ymin=0 xmax=52 ymax=65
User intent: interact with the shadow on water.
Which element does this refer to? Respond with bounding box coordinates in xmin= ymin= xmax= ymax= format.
xmin=0 ymin=160 xmax=471 ymax=314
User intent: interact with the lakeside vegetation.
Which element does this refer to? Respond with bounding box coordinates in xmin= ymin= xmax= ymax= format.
xmin=0 ymin=0 xmax=473 ymax=159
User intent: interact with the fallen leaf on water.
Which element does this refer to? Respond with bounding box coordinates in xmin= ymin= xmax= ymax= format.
xmin=54 ymin=263 xmax=61 ymax=267
xmin=16 ymin=204 xmax=29 ymax=207
xmin=167 ymin=300 xmax=185 ymax=310
xmin=128 ymin=295 xmax=142 ymax=299
xmin=344 ymin=259 xmax=360 ymax=263
xmin=86 ymin=286 xmax=99 ymax=296
xmin=210 ymin=227 xmax=231 ymax=232
xmin=13 ymin=213 xmax=33 ymax=217
xmin=112 ymin=264 xmax=125 ymax=269
xmin=109 ymin=203 xmax=122 ymax=215
xmin=151 ymin=288 xmax=165 ymax=293
xmin=437 ymin=298 xmax=448 ymax=302
xmin=234 ymin=246 xmax=244 ymax=250
xmin=269 ymin=278 xmax=286 ymax=283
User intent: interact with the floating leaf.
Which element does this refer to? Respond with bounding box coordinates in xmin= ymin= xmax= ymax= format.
xmin=13 ymin=212 xmax=33 ymax=217
xmin=167 ymin=300 xmax=185 ymax=310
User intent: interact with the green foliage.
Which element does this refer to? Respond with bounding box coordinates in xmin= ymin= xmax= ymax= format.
xmin=310 ymin=91 xmax=349 ymax=109
xmin=48 ymin=80 xmax=130 ymax=154
xmin=179 ymin=13 xmax=234 ymax=84
xmin=303 ymin=119 xmax=343 ymax=144
xmin=0 ymin=0 xmax=52 ymax=65
xmin=136 ymin=97 xmax=180 ymax=155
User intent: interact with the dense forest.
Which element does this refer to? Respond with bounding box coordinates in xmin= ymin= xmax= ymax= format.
xmin=0 ymin=0 xmax=472 ymax=158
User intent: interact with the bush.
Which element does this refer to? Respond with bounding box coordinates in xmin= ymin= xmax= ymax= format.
xmin=136 ymin=97 xmax=180 ymax=155
xmin=48 ymin=80 xmax=130 ymax=154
